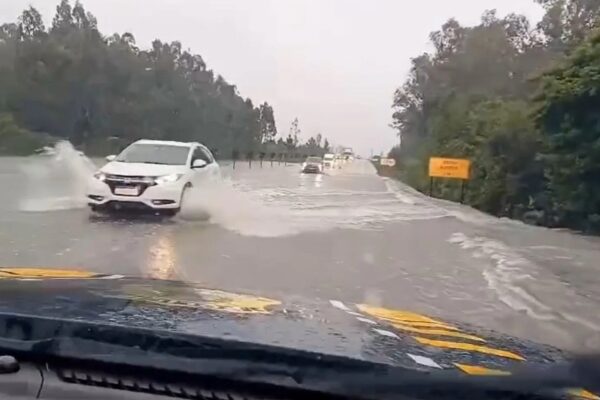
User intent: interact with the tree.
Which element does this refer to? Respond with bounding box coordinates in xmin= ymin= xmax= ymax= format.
xmin=289 ymin=117 xmax=300 ymax=147
xmin=389 ymin=4 xmax=600 ymax=230
xmin=0 ymin=1 xmax=273 ymax=157
xmin=258 ymin=102 xmax=277 ymax=142
xmin=72 ymin=1 xmax=97 ymax=30
xmin=51 ymin=0 xmax=74 ymax=34
xmin=534 ymin=30 xmax=600 ymax=230
xmin=535 ymin=0 xmax=600 ymax=50
xmin=285 ymin=134 xmax=294 ymax=148
xmin=19 ymin=6 xmax=46 ymax=39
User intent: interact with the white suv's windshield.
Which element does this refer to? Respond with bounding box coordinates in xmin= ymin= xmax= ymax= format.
xmin=116 ymin=144 xmax=190 ymax=165
xmin=306 ymin=157 xmax=322 ymax=163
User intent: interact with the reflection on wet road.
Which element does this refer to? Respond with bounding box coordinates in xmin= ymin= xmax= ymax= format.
xmin=1 ymin=154 xmax=600 ymax=352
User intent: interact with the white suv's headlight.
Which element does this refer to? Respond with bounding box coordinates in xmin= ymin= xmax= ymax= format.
xmin=93 ymin=172 xmax=107 ymax=181
xmin=154 ymin=173 xmax=183 ymax=185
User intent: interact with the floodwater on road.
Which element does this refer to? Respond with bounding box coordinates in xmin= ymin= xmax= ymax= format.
xmin=1 ymin=148 xmax=600 ymax=353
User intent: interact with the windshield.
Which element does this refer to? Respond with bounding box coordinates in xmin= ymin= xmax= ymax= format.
xmin=116 ymin=144 xmax=190 ymax=165
xmin=3 ymin=0 xmax=600 ymax=389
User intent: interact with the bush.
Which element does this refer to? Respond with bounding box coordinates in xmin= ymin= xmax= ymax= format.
xmin=0 ymin=113 xmax=53 ymax=155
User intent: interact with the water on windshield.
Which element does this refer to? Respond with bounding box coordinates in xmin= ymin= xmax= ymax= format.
xmin=1 ymin=0 xmax=600 ymax=369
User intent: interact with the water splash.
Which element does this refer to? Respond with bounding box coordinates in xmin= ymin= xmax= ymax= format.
xmin=447 ymin=232 xmax=600 ymax=332
xmin=176 ymin=162 xmax=450 ymax=237
xmin=178 ymin=178 xmax=310 ymax=237
xmin=19 ymin=141 xmax=96 ymax=212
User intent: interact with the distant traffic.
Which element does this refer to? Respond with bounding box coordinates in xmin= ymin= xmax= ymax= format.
xmin=301 ymin=149 xmax=354 ymax=174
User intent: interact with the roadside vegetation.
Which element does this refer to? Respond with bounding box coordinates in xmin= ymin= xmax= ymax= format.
xmin=0 ymin=1 xmax=330 ymax=158
xmin=389 ymin=0 xmax=600 ymax=232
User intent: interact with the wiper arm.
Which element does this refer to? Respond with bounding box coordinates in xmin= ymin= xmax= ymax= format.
xmin=1 ymin=314 xmax=598 ymax=400
xmin=9 ymin=340 xmax=600 ymax=400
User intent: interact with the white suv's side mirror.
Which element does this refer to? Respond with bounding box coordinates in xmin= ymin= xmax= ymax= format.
xmin=106 ymin=155 xmax=116 ymax=162
xmin=192 ymin=159 xmax=207 ymax=169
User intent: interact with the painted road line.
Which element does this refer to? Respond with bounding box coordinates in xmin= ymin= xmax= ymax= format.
xmin=390 ymin=321 xmax=460 ymax=330
xmin=414 ymin=337 xmax=525 ymax=361
xmin=330 ymin=300 xmax=351 ymax=312
xmin=357 ymin=304 xmax=457 ymax=330
xmin=356 ymin=317 xmax=377 ymax=324
xmin=391 ymin=323 xmax=485 ymax=342
xmin=358 ymin=304 xmax=445 ymax=323
xmin=454 ymin=364 xmax=511 ymax=376
xmin=98 ymin=274 xmax=125 ymax=279
xmin=407 ymin=354 xmax=442 ymax=369
xmin=567 ymin=389 xmax=600 ymax=400
xmin=373 ymin=329 xmax=399 ymax=338
xmin=0 ymin=268 xmax=96 ymax=279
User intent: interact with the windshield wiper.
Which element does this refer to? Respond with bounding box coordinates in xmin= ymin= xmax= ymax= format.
xmin=0 ymin=313 xmax=598 ymax=400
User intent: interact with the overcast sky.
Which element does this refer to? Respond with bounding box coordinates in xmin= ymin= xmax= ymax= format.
xmin=1 ymin=1 xmax=544 ymax=156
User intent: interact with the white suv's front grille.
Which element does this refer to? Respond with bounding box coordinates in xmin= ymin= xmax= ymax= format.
xmin=104 ymin=174 xmax=156 ymax=196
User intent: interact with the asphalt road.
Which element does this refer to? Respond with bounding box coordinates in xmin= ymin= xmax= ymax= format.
xmin=1 ymin=153 xmax=600 ymax=353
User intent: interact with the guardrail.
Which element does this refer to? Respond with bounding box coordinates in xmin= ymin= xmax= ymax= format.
xmin=221 ymin=150 xmax=319 ymax=169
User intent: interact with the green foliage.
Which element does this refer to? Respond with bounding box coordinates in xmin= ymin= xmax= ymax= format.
xmin=0 ymin=1 xmax=325 ymax=158
xmin=0 ymin=113 xmax=52 ymax=155
xmin=0 ymin=1 xmax=331 ymax=158
xmin=534 ymin=29 xmax=600 ymax=231
xmin=391 ymin=0 xmax=600 ymax=231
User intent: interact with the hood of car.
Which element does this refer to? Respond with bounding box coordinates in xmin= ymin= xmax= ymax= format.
xmin=0 ymin=268 xmax=566 ymax=376
xmin=101 ymin=161 xmax=187 ymax=177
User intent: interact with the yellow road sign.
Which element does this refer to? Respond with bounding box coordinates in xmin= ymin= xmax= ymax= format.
xmin=429 ymin=157 xmax=470 ymax=180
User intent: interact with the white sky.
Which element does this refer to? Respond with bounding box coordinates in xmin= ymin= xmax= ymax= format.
xmin=1 ymin=0 xmax=544 ymax=156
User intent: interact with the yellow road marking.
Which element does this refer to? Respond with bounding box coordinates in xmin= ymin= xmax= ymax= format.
xmin=568 ymin=389 xmax=600 ymax=400
xmin=357 ymin=304 xmax=457 ymax=330
xmin=392 ymin=324 xmax=485 ymax=342
xmin=195 ymin=289 xmax=281 ymax=314
xmin=0 ymin=268 xmax=95 ymax=279
xmin=454 ymin=364 xmax=511 ymax=376
xmin=414 ymin=337 xmax=525 ymax=361
xmin=393 ymin=321 xmax=460 ymax=330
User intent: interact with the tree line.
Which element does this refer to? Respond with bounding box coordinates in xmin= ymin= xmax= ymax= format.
xmin=0 ymin=1 xmax=330 ymax=158
xmin=389 ymin=0 xmax=600 ymax=233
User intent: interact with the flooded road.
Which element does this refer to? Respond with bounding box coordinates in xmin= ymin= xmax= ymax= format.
xmin=1 ymin=150 xmax=600 ymax=353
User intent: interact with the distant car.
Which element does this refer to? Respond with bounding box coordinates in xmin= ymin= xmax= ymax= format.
xmin=334 ymin=154 xmax=344 ymax=168
xmin=86 ymin=139 xmax=220 ymax=215
xmin=302 ymin=156 xmax=323 ymax=174
xmin=323 ymin=153 xmax=335 ymax=168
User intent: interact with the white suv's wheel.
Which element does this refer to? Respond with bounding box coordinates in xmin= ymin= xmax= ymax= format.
xmin=172 ymin=183 xmax=192 ymax=217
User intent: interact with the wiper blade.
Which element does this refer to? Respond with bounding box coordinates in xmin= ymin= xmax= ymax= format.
xmin=0 ymin=314 xmax=598 ymax=400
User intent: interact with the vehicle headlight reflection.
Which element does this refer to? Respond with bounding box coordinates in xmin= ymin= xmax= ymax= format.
xmin=147 ymin=233 xmax=177 ymax=280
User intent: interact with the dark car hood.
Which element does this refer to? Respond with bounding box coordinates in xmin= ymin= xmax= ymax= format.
xmin=0 ymin=268 xmax=567 ymax=376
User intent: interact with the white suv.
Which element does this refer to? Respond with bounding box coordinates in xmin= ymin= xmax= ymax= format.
xmin=87 ymin=140 xmax=220 ymax=215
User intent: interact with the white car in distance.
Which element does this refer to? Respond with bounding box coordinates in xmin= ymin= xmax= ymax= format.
xmin=87 ymin=139 xmax=220 ymax=215
xmin=322 ymin=153 xmax=335 ymax=168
